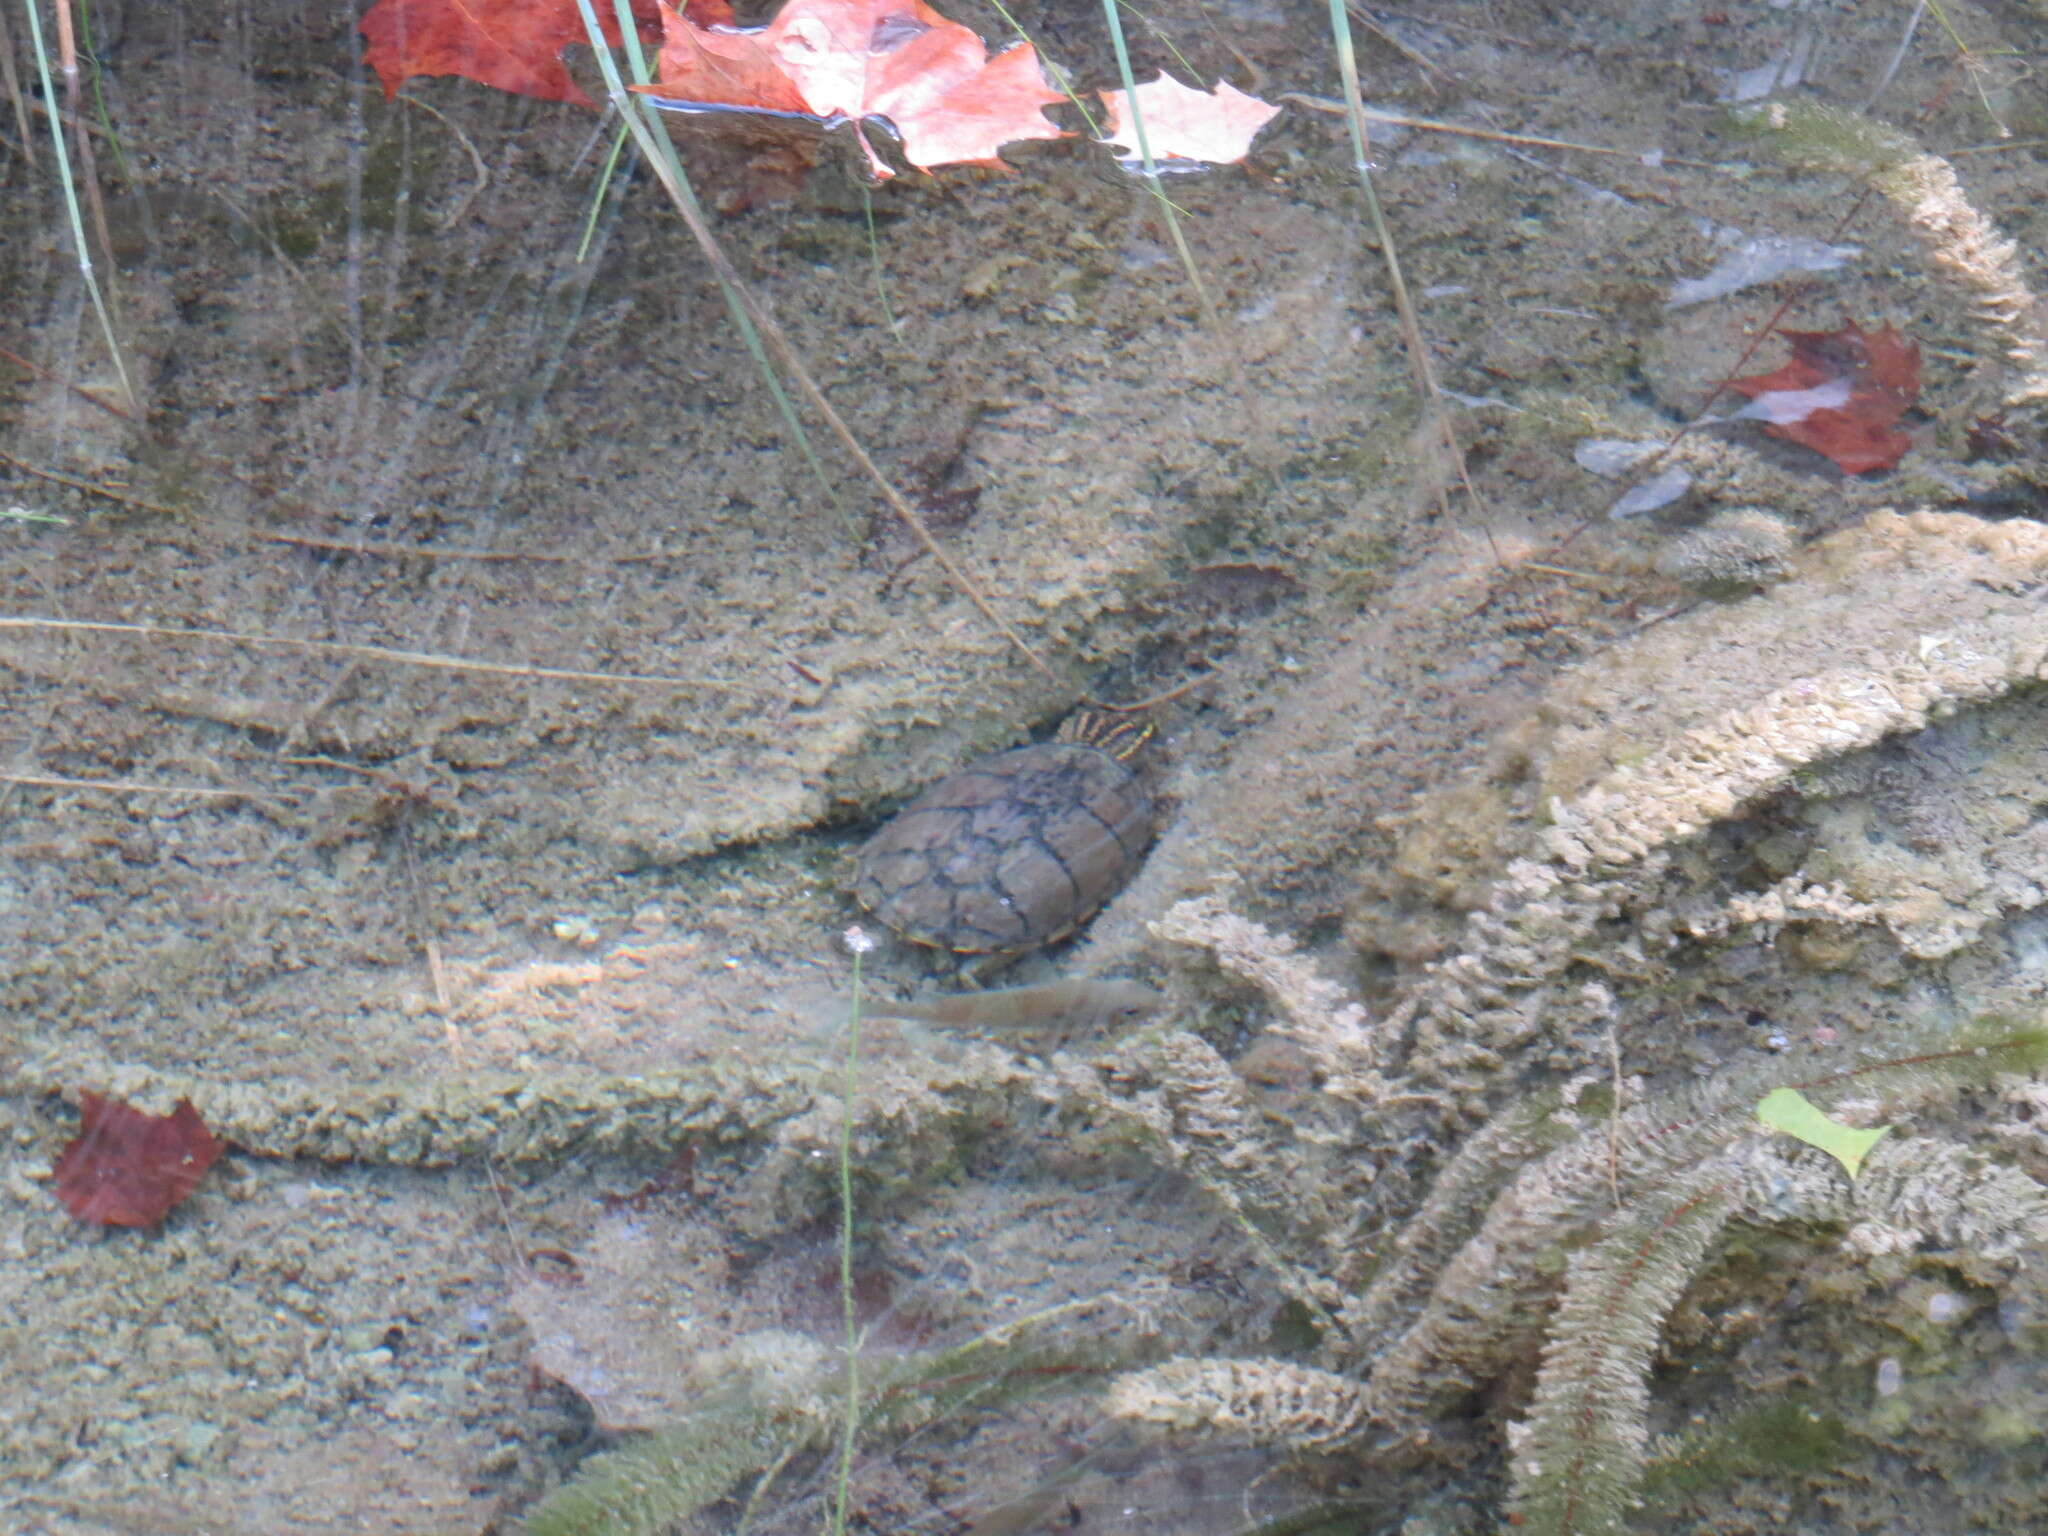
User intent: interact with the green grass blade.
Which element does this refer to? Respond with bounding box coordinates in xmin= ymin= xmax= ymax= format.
xmin=590 ymin=0 xmax=855 ymax=535
xmin=22 ymin=0 xmax=136 ymax=418
xmin=1094 ymin=0 xmax=1217 ymax=326
xmin=576 ymin=121 xmax=633 ymax=265
xmin=829 ymin=931 xmax=871 ymax=1536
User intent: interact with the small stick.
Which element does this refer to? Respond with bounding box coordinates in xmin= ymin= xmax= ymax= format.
xmin=0 ymin=615 xmax=739 ymax=690
xmin=0 ymin=770 xmax=296 ymax=799
xmin=1349 ymin=6 xmax=1450 ymax=86
xmin=0 ymin=447 xmax=173 ymax=512
xmin=395 ymin=91 xmax=491 ymax=228
xmin=0 ymin=5 xmax=32 ymax=167
xmin=1949 ymin=138 xmax=2048 ymax=156
xmin=0 ymin=450 xmax=654 ymax=565
xmin=1606 ymin=1022 xmax=1624 ymax=1208
xmin=0 ymin=348 xmax=135 ymax=418
xmin=254 ymin=529 xmax=591 ymax=564
xmin=482 ymin=1161 xmax=531 ymax=1277
xmin=397 ymin=819 xmax=457 ymax=1040
xmin=1279 ymin=93 xmax=1721 ymax=170
xmin=1087 ymin=670 xmax=1210 ymax=713
xmin=1519 ymin=561 xmax=1624 ymax=586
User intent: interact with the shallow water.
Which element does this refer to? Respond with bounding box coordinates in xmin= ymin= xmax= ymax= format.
xmin=6 ymin=0 xmax=2048 ymax=1530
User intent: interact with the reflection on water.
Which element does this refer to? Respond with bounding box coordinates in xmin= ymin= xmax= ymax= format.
xmin=6 ymin=0 xmax=2048 ymax=1528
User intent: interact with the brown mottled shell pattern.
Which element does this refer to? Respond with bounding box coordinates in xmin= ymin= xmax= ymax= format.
xmin=853 ymin=742 xmax=1154 ymax=954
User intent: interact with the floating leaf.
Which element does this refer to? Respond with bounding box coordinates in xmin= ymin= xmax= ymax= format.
xmin=360 ymin=0 xmax=666 ymax=106
xmin=1756 ymin=1086 xmax=1890 ymax=1177
xmin=1097 ymin=73 xmax=1280 ymax=167
xmin=634 ymin=0 xmax=1068 ymax=177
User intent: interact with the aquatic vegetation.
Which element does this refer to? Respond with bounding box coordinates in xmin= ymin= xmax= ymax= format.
xmin=1107 ymin=1025 xmax=2048 ymax=1536
xmin=521 ymin=1306 xmax=1128 ymax=1536
xmin=523 ymin=1393 xmax=788 ymax=1536
xmin=1638 ymin=1397 xmax=1853 ymax=1504
xmin=1153 ymin=892 xmax=1392 ymax=1104
xmin=1090 ymin=516 xmax=2048 ymax=1529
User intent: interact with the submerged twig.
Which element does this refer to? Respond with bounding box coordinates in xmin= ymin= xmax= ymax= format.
xmin=0 ymin=615 xmax=738 ymax=689
xmin=394 ymin=89 xmax=491 ymax=227
xmin=0 ymin=446 xmax=170 ymax=513
xmin=0 ymin=5 xmax=33 ymax=167
xmin=0 ymin=771 xmax=295 ymax=799
xmin=1279 ymin=94 xmax=1721 ymax=170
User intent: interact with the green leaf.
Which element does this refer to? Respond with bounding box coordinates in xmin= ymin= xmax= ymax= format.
xmin=1756 ymin=1087 xmax=1890 ymax=1177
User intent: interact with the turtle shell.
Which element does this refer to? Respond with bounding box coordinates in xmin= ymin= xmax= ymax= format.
xmin=853 ymin=742 xmax=1154 ymax=954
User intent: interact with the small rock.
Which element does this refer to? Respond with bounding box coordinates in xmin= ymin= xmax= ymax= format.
xmin=1655 ymin=507 xmax=1796 ymax=591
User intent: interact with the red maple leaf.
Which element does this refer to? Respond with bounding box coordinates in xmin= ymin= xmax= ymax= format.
xmin=1098 ymin=74 xmax=1280 ymax=167
xmin=360 ymin=0 xmax=667 ymax=107
xmin=1726 ymin=320 xmax=1922 ymax=476
xmin=53 ymin=1093 xmax=225 ymax=1228
xmin=632 ymin=0 xmax=1067 ymax=177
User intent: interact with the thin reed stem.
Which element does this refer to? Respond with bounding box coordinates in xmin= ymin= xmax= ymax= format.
xmin=861 ymin=184 xmax=902 ymax=337
xmin=1095 ymin=0 xmax=1218 ymax=327
xmin=603 ymin=0 xmax=856 ymax=536
xmin=830 ymin=934 xmax=870 ymax=1536
xmin=1322 ymin=0 xmax=1488 ymax=540
xmin=22 ymin=0 xmax=136 ymax=417
xmin=575 ymin=0 xmax=1069 ymax=690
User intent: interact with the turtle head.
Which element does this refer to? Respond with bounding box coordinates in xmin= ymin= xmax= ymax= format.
xmin=1056 ymin=709 xmax=1154 ymax=760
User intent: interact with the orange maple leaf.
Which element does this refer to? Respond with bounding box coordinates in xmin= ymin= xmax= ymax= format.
xmin=1098 ymin=73 xmax=1280 ymax=167
xmin=633 ymin=0 xmax=1068 ymax=177
xmin=361 ymin=0 xmax=665 ymax=106
xmin=1726 ymin=320 xmax=1921 ymax=476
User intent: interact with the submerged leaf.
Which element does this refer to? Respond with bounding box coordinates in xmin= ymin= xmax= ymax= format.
xmin=53 ymin=1093 xmax=224 ymax=1227
xmin=1756 ymin=1086 xmax=1890 ymax=1177
xmin=1725 ymin=320 xmax=1921 ymax=475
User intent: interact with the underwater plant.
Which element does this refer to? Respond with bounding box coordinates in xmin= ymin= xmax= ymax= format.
xmin=1091 ymin=589 xmax=2048 ymax=1531
xmin=1104 ymin=1025 xmax=2048 ymax=1536
xmin=520 ymin=1303 xmax=1133 ymax=1536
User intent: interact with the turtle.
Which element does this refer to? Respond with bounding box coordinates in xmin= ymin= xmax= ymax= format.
xmin=852 ymin=712 xmax=1155 ymax=956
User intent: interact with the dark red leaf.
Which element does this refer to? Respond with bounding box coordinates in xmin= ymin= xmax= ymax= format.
xmin=53 ymin=1094 xmax=224 ymax=1228
xmin=1726 ymin=320 xmax=1922 ymax=476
